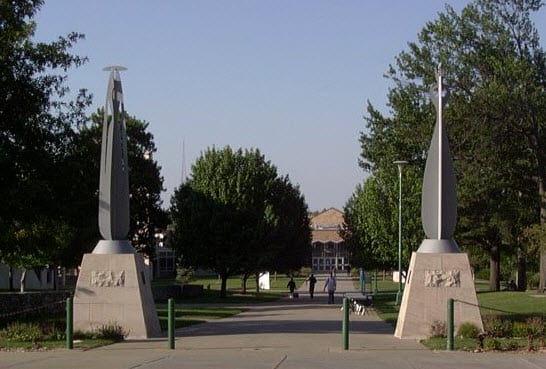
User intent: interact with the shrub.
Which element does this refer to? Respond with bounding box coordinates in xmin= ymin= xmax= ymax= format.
xmin=72 ymin=322 xmax=127 ymax=341
xmin=177 ymin=267 xmax=194 ymax=284
xmin=0 ymin=321 xmax=43 ymax=342
xmin=95 ymin=322 xmax=127 ymax=341
xmin=429 ymin=320 xmax=446 ymax=338
xmin=513 ymin=322 xmax=528 ymax=338
xmin=502 ymin=339 xmax=520 ymax=351
xmin=528 ymin=272 xmax=540 ymax=290
xmin=41 ymin=321 xmax=65 ymax=340
xmin=526 ymin=316 xmax=544 ymax=336
xmin=483 ymin=315 xmax=512 ymax=338
xmin=457 ymin=322 xmax=480 ymax=339
xmin=299 ymin=267 xmax=312 ymax=277
xmin=484 ymin=338 xmax=502 ymax=351
xmin=474 ymin=269 xmax=489 ymax=280
xmin=73 ymin=329 xmax=96 ymax=340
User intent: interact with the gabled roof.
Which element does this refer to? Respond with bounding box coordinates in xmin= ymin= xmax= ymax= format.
xmin=310 ymin=208 xmax=344 ymax=228
xmin=310 ymin=208 xmax=345 ymax=243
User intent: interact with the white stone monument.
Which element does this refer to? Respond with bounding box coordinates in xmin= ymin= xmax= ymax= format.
xmin=395 ymin=65 xmax=483 ymax=339
xmin=259 ymin=271 xmax=270 ymax=290
xmin=74 ymin=67 xmax=161 ymax=339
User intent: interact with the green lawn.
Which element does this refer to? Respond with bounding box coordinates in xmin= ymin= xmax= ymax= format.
xmin=371 ymin=281 xmax=546 ymax=325
xmin=478 ymin=290 xmax=546 ymax=319
xmin=190 ymin=274 xmax=304 ymax=292
xmin=156 ymin=305 xmax=244 ymax=329
xmin=0 ymin=336 xmax=118 ymax=351
xmin=179 ymin=274 xmax=305 ymax=303
xmin=153 ymin=274 xmax=306 ymax=329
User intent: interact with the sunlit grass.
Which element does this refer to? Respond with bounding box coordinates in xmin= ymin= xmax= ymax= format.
xmin=0 ymin=338 xmax=118 ymax=351
xmin=156 ymin=305 xmax=244 ymax=329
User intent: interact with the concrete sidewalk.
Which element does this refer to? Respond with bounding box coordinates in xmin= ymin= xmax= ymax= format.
xmin=3 ymin=276 xmax=546 ymax=369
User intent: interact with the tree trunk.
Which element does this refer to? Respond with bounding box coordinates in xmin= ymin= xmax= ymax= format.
xmin=541 ymin=252 xmax=546 ymax=292
xmin=255 ymin=272 xmax=260 ymax=293
xmin=20 ymin=269 xmax=26 ymax=293
xmin=241 ymin=273 xmax=249 ymax=295
xmin=489 ymin=245 xmax=500 ymax=291
xmin=517 ymin=244 xmax=527 ymax=291
xmin=53 ymin=265 xmax=58 ymax=291
xmin=220 ymin=273 xmax=228 ymax=298
xmin=538 ymin=159 xmax=546 ymax=292
xmin=8 ymin=266 xmax=13 ymax=292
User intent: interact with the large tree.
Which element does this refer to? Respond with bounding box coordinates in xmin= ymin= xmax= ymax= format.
xmin=344 ymin=168 xmax=422 ymax=271
xmin=267 ymin=176 xmax=311 ymax=274
xmin=355 ymin=0 xmax=546 ymax=290
xmin=245 ymin=175 xmax=311 ymax=292
xmin=0 ymin=0 xmax=90 ymax=283
xmin=170 ymin=146 xmax=310 ymax=297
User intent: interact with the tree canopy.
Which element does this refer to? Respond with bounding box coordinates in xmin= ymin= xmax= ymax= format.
xmin=347 ymin=0 xmax=546 ymax=290
xmin=170 ymin=146 xmax=310 ymax=297
xmin=0 ymin=0 xmax=90 ymax=270
xmin=0 ymin=1 xmax=166 ymax=282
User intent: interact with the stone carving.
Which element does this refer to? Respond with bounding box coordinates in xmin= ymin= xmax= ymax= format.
xmin=91 ymin=270 xmax=125 ymax=287
xmin=424 ymin=269 xmax=460 ymax=288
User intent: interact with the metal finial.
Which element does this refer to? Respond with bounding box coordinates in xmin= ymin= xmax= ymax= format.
xmin=430 ymin=65 xmax=450 ymax=111
xmin=103 ymin=65 xmax=128 ymax=72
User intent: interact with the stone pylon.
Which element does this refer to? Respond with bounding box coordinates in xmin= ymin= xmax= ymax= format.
xmin=395 ymin=65 xmax=482 ymax=339
xmin=74 ymin=67 xmax=160 ymax=339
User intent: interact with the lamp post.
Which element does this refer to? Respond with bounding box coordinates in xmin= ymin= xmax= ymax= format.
xmin=394 ymin=160 xmax=408 ymax=306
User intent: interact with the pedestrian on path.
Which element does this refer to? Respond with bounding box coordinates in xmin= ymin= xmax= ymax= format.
xmin=306 ymin=273 xmax=317 ymax=298
xmin=323 ymin=273 xmax=336 ymax=304
xmin=287 ymin=277 xmax=296 ymax=298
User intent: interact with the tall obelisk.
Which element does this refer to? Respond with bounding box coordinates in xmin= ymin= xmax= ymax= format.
xmin=94 ymin=66 xmax=133 ymax=253
xmin=74 ymin=67 xmax=160 ymax=339
xmin=394 ymin=65 xmax=482 ymax=339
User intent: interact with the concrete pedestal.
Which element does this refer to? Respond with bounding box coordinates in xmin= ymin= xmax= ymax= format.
xmin=74 ymin=253 xmax=161 ymax=339
xmin=394 ymin=250 xmax=483 ymax=339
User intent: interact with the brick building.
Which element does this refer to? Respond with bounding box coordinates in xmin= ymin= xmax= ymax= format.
xmin=310 ymin=208 xmax=349 ymax=272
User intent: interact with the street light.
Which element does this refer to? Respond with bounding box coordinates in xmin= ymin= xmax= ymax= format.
xmin=394 ymin=160 xmax=408 ymax=306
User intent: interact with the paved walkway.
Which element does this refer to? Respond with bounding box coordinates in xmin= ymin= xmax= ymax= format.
xmin=3 ymin=276 xmax=546 ymax=368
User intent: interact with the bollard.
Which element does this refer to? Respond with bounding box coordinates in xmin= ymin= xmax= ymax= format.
xmin=342 ymin=297 xmax=349 ymax=350
xmin=359 ymin=268 xmax=364 ymax=293
xmin=447 ymin=298 xmax=454 ymax=350
xmin=66 ymin=297 xmax=73 ymax=349
xmin=168 ymin=298 xmax=175 ymax=349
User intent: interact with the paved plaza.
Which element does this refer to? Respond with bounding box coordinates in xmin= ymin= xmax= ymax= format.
xmin=3 ymin=277 xmax=546 ymax=369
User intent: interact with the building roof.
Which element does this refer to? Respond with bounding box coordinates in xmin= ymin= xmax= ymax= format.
xmin=310 ymin=208 xmax=344 ymax=228
xmin=310 ymin=208 xmax=345 ymax=243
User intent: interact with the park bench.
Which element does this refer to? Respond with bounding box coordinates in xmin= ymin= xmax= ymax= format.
xmin=343 ymin=292 xmax=373 ymax=315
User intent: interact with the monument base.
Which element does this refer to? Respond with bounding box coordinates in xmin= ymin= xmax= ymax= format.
xmin=74 ymin=253 xmax=161 ymax=339
xmin=92 ymin=239 xmax=135 ymax=254
xmin=394 ymin=248 xmax=483 ymax=339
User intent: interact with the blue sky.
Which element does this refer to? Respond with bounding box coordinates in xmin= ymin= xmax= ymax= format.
xmin=34 ymin=1 xmax=546 ymax=211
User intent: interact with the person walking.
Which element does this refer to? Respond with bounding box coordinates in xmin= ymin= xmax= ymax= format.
xmin=324 ymin=273 xmax=336 ymax=304
xmin=307 ymin=274 xmax=317 ymax=299
xmin=287 ymin=277 xmax=296 ymax=298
